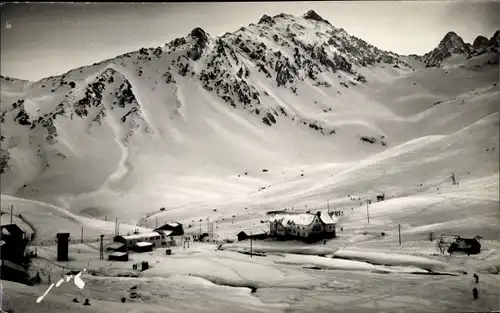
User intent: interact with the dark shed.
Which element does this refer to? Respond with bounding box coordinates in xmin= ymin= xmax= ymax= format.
xmin=237 ymin=231 xmax=248 ymax=241
xmin=1 ymin=224 xmax=28 ymax=264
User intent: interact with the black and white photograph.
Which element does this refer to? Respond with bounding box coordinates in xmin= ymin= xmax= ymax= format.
xmin=1 ymin=1 xmax=499 ymax=312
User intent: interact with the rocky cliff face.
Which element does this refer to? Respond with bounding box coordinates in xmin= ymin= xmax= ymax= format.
xmin=423 ymin=32 xmax=471 ymax=67
xmin=423 ymin=30 xmax=499 ymax=67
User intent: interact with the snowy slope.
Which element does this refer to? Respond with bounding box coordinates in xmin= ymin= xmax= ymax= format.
xmin=1 ymin=10 xmax=499 ymax=240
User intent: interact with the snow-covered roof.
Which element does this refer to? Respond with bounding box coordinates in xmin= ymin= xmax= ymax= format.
xmin=107 ymin=242 xmax=126 ymax=249
xmin=0 ymin=240 xmax=5 ymax=247
xmin=166 ymin=222 xmax=180 ymax=227
xmin=156 ymin=230 xmax=173 ymax=236
xmin=120 ymin=232 xmax=161 ymax=240
xmin=109 ymin=251 xmax=128 ymax=257
xmin=135 ymin=242 xmax=153 ymax=247
xmin=320 ymin=212 xmax=337 ymax=225
xmin=270 ymin=211 xmax=337 ymax=226
xmin=270 ymin=213 xmax=315 ymax=226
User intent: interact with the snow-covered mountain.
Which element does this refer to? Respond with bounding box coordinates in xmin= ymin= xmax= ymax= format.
xmin=422 ymin=30 xmax=499 ymax=67
xmin=1 ymin=11 xmax=499 ymax=227
xmin=1 ymin=75 xmax=33 ymax=93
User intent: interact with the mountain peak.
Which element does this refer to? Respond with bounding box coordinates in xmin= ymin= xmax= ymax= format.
xmin=303 ymin=10 xmax=331 ymax=25
xmin=490 ymin=30 xmax=500 ymax=47
xmin=258 ymin=14 xmax=275 ymax=26
xmin=473 ymin=35 xmax=490 ymax=50
xmin=438 ymin=31 xmax=467 ymax=49
xmin=442 ymin=31 xmax=460 ymax=40
xmin=187 ymin=27 xmax=209 ymax=61
xmin=423 ymin=31 xmax=470 ymax=67
xmin=189 ymin=27 xmax=209 ymax=42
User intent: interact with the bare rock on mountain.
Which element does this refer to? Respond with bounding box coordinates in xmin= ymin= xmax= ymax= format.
xmin=473 ymin=36 xmax=490 ymax=50
xmin=489 ymin=30 xmax=500 ymax=47
xmin=423 ymin=31 xmax=471 ymax=67
xmin=303 ymin=10 xmax=332 ymax=26
xmin=258 ymin=14 xmax=275 ymax=26
xmin=188 ymin=27 xmax=209 ymax=61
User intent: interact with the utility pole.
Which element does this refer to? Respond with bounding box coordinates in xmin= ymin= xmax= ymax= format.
xmin=366 ymin=200 xmax=370 ymax=224
xmin=99 ymin=235 xmax=104 ymax=260
xmin=250 ymin=232 xmax=253 ymax=258
xmin=115 ymin=217 xmax=118 ymax=236
xmin=398 ymin=224 xmax=401 ymax=245
xmin=10 ymin=205 xmax=15 ymax=224
xmin=327 ymin=200 xmax=330 ymax=214
xmin=207 ymin=217 xmax=210 ymax=240
xmin=155 ymin=217 xmax=158 ymax=229
xmin=451 ymin=173 xmax=456 ymax=185
xmin=81 ymin=227 xmax=83 ymax=243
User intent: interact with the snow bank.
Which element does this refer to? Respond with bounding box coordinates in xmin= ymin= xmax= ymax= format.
xmin=274 ymin=254 xmax=431 ymax=274
xmin=333 ymin=249 xmax=448 ymax=271
xmin=141 ymin=250 xmax=317 ymax=289
xmin=221 ymin=242 xmax=338 ymax=256
xmin=476 ymin=256 xmax=500 ymax=274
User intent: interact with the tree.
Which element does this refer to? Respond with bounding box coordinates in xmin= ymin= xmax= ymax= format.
xmin=436 ymin=239 xmax=449 ymax=255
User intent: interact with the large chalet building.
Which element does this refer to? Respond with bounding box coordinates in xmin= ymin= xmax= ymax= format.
xmin=269 ymin=211 xmax=337 ymax=242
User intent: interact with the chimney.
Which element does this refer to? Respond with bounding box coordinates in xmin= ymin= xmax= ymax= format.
xmin=316 ymin=211 xmax=321 ymax=217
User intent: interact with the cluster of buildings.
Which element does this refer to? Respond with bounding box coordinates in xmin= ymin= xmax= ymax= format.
xmin=108 ymin=222 xmax=184 ymax=261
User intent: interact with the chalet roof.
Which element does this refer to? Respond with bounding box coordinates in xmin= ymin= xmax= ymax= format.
xmin=109 ymin=252 xmax=128 ymax=257
xmin=270 ymin=213 xmax=315 ymax=226
xmin=157 ymin=222 xmax=182 ymax=229
xmin=155 ymin=230 xmax=173 ymax=237
xmin=270 ymin=211 xmax=336 ymax=226
xmin=135 ymin=242 xmax=153 ymax=247
xmin=120 ymin=232 xmax=161 ymax=240
xmin=319 ymin=213 xmax=337 ymax=225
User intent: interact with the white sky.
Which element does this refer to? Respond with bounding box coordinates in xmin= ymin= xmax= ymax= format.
xmin=1 ymin=1 xmax=499 ymax=81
